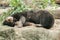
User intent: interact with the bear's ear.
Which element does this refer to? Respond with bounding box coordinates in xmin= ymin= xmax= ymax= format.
xmin=5 ymin=16 xmax=13 ymax=22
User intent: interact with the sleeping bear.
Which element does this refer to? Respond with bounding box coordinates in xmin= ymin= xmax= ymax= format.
xmin=3 ymin=10 xmax=54 ymax=29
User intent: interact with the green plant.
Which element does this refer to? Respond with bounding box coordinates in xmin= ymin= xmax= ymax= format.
xmin=0 ymin=9 xmax=14 ymax=23
xmin=9 ymin=0 xmax=30 ymax=13
xmin=32 ymin=0 xmax=56 ymax=9
xmin=9 ymin=0 xmax=56 ymax=12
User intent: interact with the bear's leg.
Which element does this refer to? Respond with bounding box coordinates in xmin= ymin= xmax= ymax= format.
xmin=14 ymin=16 xmax=26 ymax=28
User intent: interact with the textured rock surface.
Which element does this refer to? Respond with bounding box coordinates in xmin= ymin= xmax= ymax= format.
xmin=14 ymin=27 xmax=60 ymax=40
xmin=0 ymin=27 xmax=60 ymax=40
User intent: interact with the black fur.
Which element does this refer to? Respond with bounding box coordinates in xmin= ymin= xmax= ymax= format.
xmin=3 ymin=10 xmax=54 ymax=29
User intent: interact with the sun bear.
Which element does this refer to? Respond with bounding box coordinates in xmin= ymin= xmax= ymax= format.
xmin=3 ymin=10 xmax=54 ymax=29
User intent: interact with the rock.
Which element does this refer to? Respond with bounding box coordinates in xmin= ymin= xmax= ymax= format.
xmin=0 ymin=26 xmax=60 ymax=40
xmin=55 ymin=0 xmax=60 ymax=4
xmin=0 ymin=0 xmax=10 ymax=7
xmin=45 ymin=7 xmax=60 ymax=19
xmin=0 ymin=27 xmax=15 ymax=40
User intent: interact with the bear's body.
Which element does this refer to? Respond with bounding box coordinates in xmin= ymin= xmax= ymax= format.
xmin=3 ymin=10 xmax=54 ymax=29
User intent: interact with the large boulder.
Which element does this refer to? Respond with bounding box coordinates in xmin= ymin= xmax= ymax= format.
xmin=0 ymin=26 xmax=60 ymax=40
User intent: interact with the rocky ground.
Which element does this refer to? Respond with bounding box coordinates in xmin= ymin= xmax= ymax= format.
xmin=0 ymin=0 xmax=60 ymax=40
